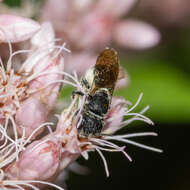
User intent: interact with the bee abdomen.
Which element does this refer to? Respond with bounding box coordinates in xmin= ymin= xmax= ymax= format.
xmin=78 ymin=112 xmax=104 ymax=137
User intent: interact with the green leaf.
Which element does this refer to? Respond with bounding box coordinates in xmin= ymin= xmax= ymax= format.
xmin=3 ymin=0 xmax=21 ymax=7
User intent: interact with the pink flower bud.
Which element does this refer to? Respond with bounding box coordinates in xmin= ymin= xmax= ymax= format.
xmin=104 ymin=94 xmax=154 ymax=135
xmin=31 ymin=22 xmax=55 ymax=51
xmin=15 ymin=23 xmax=66 ymax=138
xmin=65 ymin=52 xmax=96 ymax=75
xmin=15 ymin=54 xmax=64 ymax=138
xmin=72 ymin=0 xmax=93 ymax=12
xmin=115 ymin=76 xmax=128 ymax=89
xmin=0 ymin=66 xmax=28 ymax=127
xmin=56 ymin=111 xmax=82 ymax=171
xmin=115 ymin=67 xmax=130 ymax=89
xmin=69 ymin=12 xmax=113 ymax=50
xmin=96 ymin=0 xmax=137 ymax=18
xmin=6 ymin=133 xmax=62 ymax=181
xmin=0 ymin=14 xmax=40 ymax=43
xmin=103 ymin=97 xmax=127 ymax=134
xmin=41 ymin=0 xmax=70 ymax=25
xmin=113 ymin=20 xmax=161 ymax=49
xmin=27 ymin=55 xmax=64 ymax=111
xmin=15 ymin=97 xmax=47 ymax=138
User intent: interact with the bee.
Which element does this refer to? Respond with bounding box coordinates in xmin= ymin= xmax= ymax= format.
xmin=74 ymin=48 xmax=119 ymax=137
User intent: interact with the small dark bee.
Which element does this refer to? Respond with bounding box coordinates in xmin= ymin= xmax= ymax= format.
xmin=74 ymin=48 xmax=119 ymax=137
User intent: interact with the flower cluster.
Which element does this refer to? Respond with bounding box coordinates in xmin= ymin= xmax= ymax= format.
xmin=0 ymin=14 xmax=162 ymax=190
xmin=138 ymin=0 xmax=190 ymax=27
xmin=41 ymin=0 xmax=160 ymax=76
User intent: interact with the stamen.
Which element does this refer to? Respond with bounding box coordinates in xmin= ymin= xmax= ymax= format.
xmin=75 ymin=94 xmax=86 ymax=121
xmin=112 ymin=132 xmax=158 ymax=139
xmin=28 ymin=138 xmax=51 ymax=153
xmin=126 ymin=93 xmax=143 ymax=113
xmin=125 ymin=113 xmax=154 ymax=125
xmin=124 ymin=105 xmax=150 ymax=125
xmin=0 ymin=57 xmax=6 ymax=81
xmin=0 ymin=118 xmax=9 ymax=149
xmin=18 ymin=39 xmax=62 ymax=72
xmin=3 ymin=180 xmax=65 ymax=190
xmin=8 ymin=116 xmax=19 ymax=161
xmin=0 ymin=124 xmax=19 ymax=148
xmin=90 ymin=138 xmax=132 ymax=161
xmin=20 ymin=45 xmax=70 ymax=73
xmin=7 ymin=49 xmax=32 ymax=71
xmin=95 ymin=148 xmax=109 ymax=177
xmin=0 ymin=169 xmax=4 ymax=181
xmin=104 ymin=136 xmax=163 ymax=153
xmin=0 ymin=27 xmax=13 ymax=72
xmin=26 ymin=70 xmax=83 ymax=91
xmin=8 ymin=184 xmax=26 ymax=190
xmin=27 ymin=79 xmax=77 ymax=95
xmin=23 ymin=122 xmax=54 ymax=146
xmin=51 ymin=42 xmax=69 ymax=60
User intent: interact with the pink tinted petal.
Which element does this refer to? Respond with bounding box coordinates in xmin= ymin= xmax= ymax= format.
xmin=41 ymin=0 xmax=70 ymax=25
xmin=103 ymin=97 xmax=127 ymax=134
xmin=6 ymin=134 xmax=62 ymax=181
xmin=28 ymin=55 xmax=64 ymax=109
xmin=73 ymin=0 xmax=94 ymax=12
xmin=0 ymin=14 xmax=40 ymax=43
xmin=115 ymin=67 xmax=130 ymax=89
xmin=16 ymin=56 xmax=64 ymax=138
xmin=56 ymin=112 xmax=81 ymax=171
xmin=70 ymin=12 xmax=113 ymax=49
xmin=15 ymin=41 xmax=64 ymax=138
xmin=115 ymin=75 xmax=129 ymax=89
xmin=31 ymin=22 xmax=55 ymax=50
xmin=96 ymin=0 xmax=137 ymax=18
xmin=65 ymin=52 xmax=96 ymax=74
xmin=113 ymin=20 xmax=160 ymax=49
xmin=15 ymin=97 xmax=47 ymax=138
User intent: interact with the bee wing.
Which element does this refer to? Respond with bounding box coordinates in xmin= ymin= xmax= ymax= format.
xmin=118 ymin=66 xmax=126 ymax=80
xmin=83 ymin=48 xmax=120 ymax=95
xmin=116 ymin=66 xmax=130 ymax=89
xmin=94 ymin=48 xmax=119 ymax=92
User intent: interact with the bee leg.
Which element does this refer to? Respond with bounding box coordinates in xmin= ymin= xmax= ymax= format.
xmin=72 ymin=90 xmax=84 ymax=99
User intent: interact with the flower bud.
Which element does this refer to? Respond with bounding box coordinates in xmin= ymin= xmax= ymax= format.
xmin=6 ymin=133 xmax=62 ymax=181
xmin=15 ymin=23 xmax=65 ymax=138
xmin=0 ymin=14 xmax=40 ymax=43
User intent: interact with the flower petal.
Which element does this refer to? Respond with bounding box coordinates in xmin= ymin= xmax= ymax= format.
xmin=113 ymin=20 xmax=161 ymax=49
xmin=15 ymin=97 xmax=47 ymax=138
xmin=0 ymin=14 xmax=40 ymax=43
xmin=16 ymin=55 xmax=64 ymax=138
xmin=103 ymin=97 xmax=127 ymax=134
xmin=115 ymin=67 xmax=130 ymax=89
xmin=6 ymin=134 xmax=62 ymax=181
xmin=65 ymin=52 xmax=96 ymax=74
xmin=96 ymin=0 xmax=137 ymax=18
xmin=41 ymin=0 xmax=70 ymax=24
xmin=31 ymin=22 xmax=55 ymax=50
xmin=73 ymin=0 xmax=94 ymax=12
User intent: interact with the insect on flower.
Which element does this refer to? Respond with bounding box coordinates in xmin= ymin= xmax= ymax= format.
xmin=73 ymin=48 xmax=120 ymax=137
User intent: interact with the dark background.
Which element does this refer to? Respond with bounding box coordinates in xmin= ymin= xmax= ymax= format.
xmin=66 ymin=123 xmax=190 ymax=190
